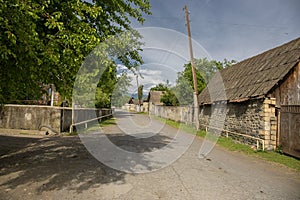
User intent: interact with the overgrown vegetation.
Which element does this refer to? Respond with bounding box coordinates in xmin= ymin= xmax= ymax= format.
xmin=154 ymin=115 xmax=300 ymax=171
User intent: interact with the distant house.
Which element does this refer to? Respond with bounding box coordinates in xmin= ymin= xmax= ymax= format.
xmin=124 ymin=97 xmax=149 ymax=112
xmin=128 ymin=97 xmax=140 ymax=105
xmin=198 ymin=37 xmax=300 ymax=156
xmin=148 ymin=91 xmax=165 ymax=114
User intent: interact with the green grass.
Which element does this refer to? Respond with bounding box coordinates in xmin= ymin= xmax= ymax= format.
xmin=154 ymin=115 xmax=195 ymax=132
xmin=99 ymin=117 xmax=116 ymax=127
xmin=152 ymin=115 xmax=300 ymax=171
xmin=64 ymin=117 xmax=116 ymax=136
xmin=216 ymin=136 xmax=255 ymax=153
xmin=137 ymin=111 xmax=148 ymax=115
xmin=19 ymin=132 xmax=33 ymax=135
xmin=64 ymin=131 xmax=78 ymax=136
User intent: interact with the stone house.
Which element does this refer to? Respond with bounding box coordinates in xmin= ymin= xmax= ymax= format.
xmin=198 ymin=37 xmax=300 ymax=154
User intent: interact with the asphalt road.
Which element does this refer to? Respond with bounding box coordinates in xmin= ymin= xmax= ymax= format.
xmin=0 ymin=110 xmax=299 ymax=199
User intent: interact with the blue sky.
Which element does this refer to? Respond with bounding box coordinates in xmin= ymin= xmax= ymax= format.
xmin=134 ymin=0 xmax=300 ymax=62
xmin=121 ymin=0 xmax=300 ymax=94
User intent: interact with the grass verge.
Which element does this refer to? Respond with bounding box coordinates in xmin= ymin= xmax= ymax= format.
xmin=153 ymin=115 xmax=300 ymax=171
xmin=64 ymin=117 xmax=116 ymax=136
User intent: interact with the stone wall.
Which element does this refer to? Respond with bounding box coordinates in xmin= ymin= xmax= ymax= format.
xmin=149 ymin=98 xmax=277 ymax=150
xmin=199 ymin=100 xmax=263 ymax=144
xmin=199 ymin=98 xmax=277 ymax=149
xmin=149 ymin=105 xmax=194 ymax=124
xmin=0 ymin=105 xmax=112 ymax=133
xmin=260 ymin=98 xmax=277 ymax=149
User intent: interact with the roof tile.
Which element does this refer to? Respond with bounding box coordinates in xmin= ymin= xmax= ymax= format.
xmin=199 ymin=37 xmax=300 ymax=104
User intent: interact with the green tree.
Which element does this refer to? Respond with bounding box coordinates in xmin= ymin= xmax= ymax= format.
xmin=194 ymin=58 xmax=237 ymax=83
xmin=150 ymin=83 xmax=179 ymax=106
xmin=172 ymin=62 xmax=206 ymax=105
xmin=95 ymin=64 xmax=117 ymax=108
xmin=150 ymin=83 xmax=169 ymax=91
xmin=111 ymin=72 xmax=132 ymax=107
xmin=168 ymin=58 xmax=236 ymax=106
xmin=160 ymin=89 xmax=179 ymax=106
xmin=177 ymin=63 xmax=206 ymax=95
xmin=174 ymin=75 xmax=194 ymax=105
xmin=138 ymin=84 xmax=143 ymax=105
xmin=0 ymin=0 xmax=151 ymax=104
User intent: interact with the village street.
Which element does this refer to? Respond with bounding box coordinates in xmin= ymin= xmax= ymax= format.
xmin=0 ymin=110 xmax=299 ymax=200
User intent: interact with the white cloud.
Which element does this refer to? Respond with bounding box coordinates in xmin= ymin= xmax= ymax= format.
xmin=139 ymin=69 xmax=162 ymax=76
xmin=134 ymin=0 xmax=300 ymax=62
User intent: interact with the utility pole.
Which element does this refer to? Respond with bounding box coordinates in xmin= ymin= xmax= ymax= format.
xmin=184 ymin=5 xmax=199 ymax=130
xmin=50 ymin=84 xmax=55 ymax=106
xmin=136 ymin=75 xmax=140 ymax=111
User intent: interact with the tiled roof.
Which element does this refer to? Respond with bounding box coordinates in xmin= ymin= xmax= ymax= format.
xmin=199 ymin=37 xmax=300 ymax=104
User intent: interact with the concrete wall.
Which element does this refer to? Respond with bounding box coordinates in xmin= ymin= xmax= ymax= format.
xmin=0 ymin=105 xmax=112 ymax=133
xmin=0 ymin=105 xmax=61 ymax=133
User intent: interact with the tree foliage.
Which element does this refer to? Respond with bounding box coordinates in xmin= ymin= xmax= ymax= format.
xmin=195 ymin=58 xmax=236 ymax=83
xmin=150 ymin=83 xmax=177 ymax=106
xmin=177 ymin=63 xmax=206 ymax=95
xmin=111 ymin=72 xmax=132 ymax=108
xmin=137 ymin=84 xmax=143 ymax=105
xmin=157 ymin=58 xmax=236 ymax=106
xmin=150 ymin=83 xmax=169 ymax=91
xmin=94 ymin=64 xmax=117 ymax=108
xmin=0 ymin=0 xmax=151 ymax=104
xmin=160 ymin=89 xmax=179 ymax=106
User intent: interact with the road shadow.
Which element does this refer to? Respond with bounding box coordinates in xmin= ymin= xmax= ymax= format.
xmin=0 ymin=135 xmax=126 ymax=194
xmin=106 ymin=133 xmax=171 ymax=153
xmin=0 ymin=131 xmax=173 ymax=195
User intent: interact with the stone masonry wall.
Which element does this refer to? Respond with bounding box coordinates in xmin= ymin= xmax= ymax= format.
xmin=146 ymin=99 xmax=278 ymax=149
xmin=199 ymin=98 xmax=277 ymax=149
xmin=149 ymin=105 xmax=194 ymax=124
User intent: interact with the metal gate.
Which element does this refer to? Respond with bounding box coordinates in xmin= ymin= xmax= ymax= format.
xmin=280 ymin=105 xmax=300 ymax=158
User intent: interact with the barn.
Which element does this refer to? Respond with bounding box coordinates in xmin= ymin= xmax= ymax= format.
xmin=198 ymin=37 xmax=300 ymax=157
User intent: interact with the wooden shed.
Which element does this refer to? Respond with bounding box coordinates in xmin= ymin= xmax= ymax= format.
xmin=198 ymin=37 xmax=300 ymax=156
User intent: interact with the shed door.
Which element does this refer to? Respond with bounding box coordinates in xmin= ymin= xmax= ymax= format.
xmin=280 ymin=105 xmax=300 ymax=158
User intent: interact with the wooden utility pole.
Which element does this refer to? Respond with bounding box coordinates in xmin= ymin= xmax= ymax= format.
xmin=184 ymin=5 xmax=199 ymax=129
xmin=136 ymin=75 xmax=141 ymax=111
